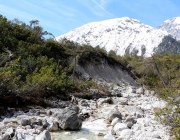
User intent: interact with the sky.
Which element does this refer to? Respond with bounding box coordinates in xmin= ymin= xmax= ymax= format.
xmin=0 ymin=0 xmax=180 ymax=37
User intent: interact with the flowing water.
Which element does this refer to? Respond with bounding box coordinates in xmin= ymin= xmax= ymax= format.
xmin=51 ymin=129 xmax=104 ymax=140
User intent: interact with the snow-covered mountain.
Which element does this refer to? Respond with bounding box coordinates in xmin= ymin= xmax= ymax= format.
xmin=56 ymin=17 xmax=180 ymax=56
xmin=158 ymin=17 xmax=180 ymax=41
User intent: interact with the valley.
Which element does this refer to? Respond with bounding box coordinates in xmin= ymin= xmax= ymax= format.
xmin=0 ymin=15 xmax=179 ymax=139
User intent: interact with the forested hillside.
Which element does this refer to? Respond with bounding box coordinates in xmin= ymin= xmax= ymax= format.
xmin=0 ymin=15 xmax=134 ymax=106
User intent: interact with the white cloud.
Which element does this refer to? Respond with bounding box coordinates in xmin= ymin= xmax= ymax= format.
xmin=76 ymin=0 xmax=114 ymax=18
xmin=91 ymin=0 xmax=114 ymax=17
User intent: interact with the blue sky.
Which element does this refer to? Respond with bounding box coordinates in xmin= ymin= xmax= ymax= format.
xmin=0 ymin=0 xmax=180 ymax=37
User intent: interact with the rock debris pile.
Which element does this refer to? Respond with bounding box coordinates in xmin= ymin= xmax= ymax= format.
xmin=0 ymin=83 xmax=172 ymax=140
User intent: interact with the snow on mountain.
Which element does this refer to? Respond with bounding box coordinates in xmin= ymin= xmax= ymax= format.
xmin=56 ymin=17 xmax=169 ymax=57
xmin=158 ymin=17 xmax=180 ymax=41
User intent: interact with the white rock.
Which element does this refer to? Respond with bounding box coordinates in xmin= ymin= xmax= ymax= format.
xmin=98 ymin=98 xmax=113 ymax=106
xmin=1 ymin=134 xmax=9 ymax=140
xmin=136 ymin=87 xmax=144 ymax=94
xmin=81 ymin=109 xmax=92 ymax=115
xmin=17 ymin=132 xmax=25 ymax=140
xmin=127 ymin=87 xmax=136 ymax=94
xmin=47 ymin=122 xmax=59 ymax=132
xmin=25 ymin=134 xmax=35 ymax=140
xmin=118 ymin=129 xmax=134 ymax=139
xmin=124 ymin=106 xmax=144 ymax=116
xmin=4 ymin=127 xmax=14 ymax=136
xmin=111 ymin=117 xmax=121 ymax=126
xmin=118 ymin=97 xmax=128 ymax=105
xmin=131 ymin=124 xmax=141 ymax=131
xmin=35 ymin=130 xmax=51 ymax=140
xmin=113 ymin=123 xmax=128 ymax=134
xmin=103 ymin=133 xmax=116 ymax=140
xmin=144 ymin=90 xmax=151 ymax=96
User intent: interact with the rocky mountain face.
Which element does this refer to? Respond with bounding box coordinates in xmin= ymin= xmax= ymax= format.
xmin=56 ymin=17 xmax=180 ymax=57
xmin=158 ymin=17 xmax=180 ymax=41
xmin=76 ymin=60 xmax=139 ymax=87
xmin=154 ymin=36 xmax=180 ymax=54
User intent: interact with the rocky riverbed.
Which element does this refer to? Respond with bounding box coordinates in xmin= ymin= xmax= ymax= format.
xmin=0 ymin=82 xmax=173 ymax=140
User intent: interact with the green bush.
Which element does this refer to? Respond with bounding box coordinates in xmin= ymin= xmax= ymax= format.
xmin=155 ymin=100 xmax=180 ymax=139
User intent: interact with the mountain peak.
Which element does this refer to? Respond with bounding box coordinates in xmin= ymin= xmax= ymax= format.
xmin=56 ymin=17 xmax=180 ymax=57
xmin=164 ymin=17 xmax=180 ymax=24
xmin=158 ymin=17 xmax=180 ymax=40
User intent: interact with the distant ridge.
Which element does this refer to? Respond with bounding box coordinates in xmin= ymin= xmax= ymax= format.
xmin=56 ymin=17 xmax=180 ymax=56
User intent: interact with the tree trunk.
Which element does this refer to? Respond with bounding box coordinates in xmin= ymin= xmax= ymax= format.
xmin=152 ymin=55 xmax=168 ymax=88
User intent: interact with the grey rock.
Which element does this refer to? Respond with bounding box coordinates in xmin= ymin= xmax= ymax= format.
xmin=108 ymin=109 xmax=122 ymax=122
xmin=127 ymin=122 xmax=133 ymax=129
xmin=53 ymin=106 xmax=82 ymax=130
xmin=31 ymin=118 xmax=42 ymax=126
xmin=98 ymin=97 xmax=113 ymax=106
xmin=1 ymin=134 xmax=9 ymax=140
xmin=26 ymin=125 xmax=32 ymax=129
xmin=90 ymin=89 xmax=101 ymax=99
xmin=136 ymin=114 xmax=142 ymax=118
xmin=88 ymin=100 xmax=98 ymax=109
xmin=152 ymin=133 xmax=161 ymax=139
xmin=35 ymin=130 xmax=51 ymax=140
xmin=125 ymin=117 xmax=136 ymax=124
xmin=21 ymin=118 xmax=31 ymax=126
xmin=124 ymin=106 xmax=144 ymax=116
xmin=35 ymin=111 xmax=40 ymax=116
xmin=79 ymin=100 xmax=89 ymax=107
xmin=47 ymin=110 xmax=52 ymax=116
xmin=42 ymin=119 xmax=48 ymax=129
xmin=111 ymin=90 xmax=122 ymax=97
xmin=17 ymin=132 xmax=25 ymax=140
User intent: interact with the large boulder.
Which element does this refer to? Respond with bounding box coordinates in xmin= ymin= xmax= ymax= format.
xmin=53 ymin=106 xmax=82 ymax=130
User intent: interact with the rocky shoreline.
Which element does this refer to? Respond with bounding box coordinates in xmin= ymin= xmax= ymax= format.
xmin=0 ymin=82 xmax=172 ymax=140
